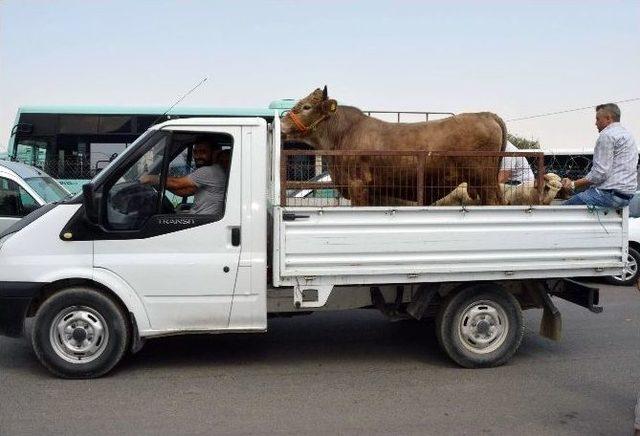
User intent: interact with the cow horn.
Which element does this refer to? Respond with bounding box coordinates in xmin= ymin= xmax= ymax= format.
xmin=322 ymin=85 xmax=328 ymax=100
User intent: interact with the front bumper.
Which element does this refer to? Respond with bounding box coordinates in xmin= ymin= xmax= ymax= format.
xmin=0 ymin=282 xmax=44 ymax=337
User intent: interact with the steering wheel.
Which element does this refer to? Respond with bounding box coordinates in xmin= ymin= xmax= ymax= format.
xmin=110 ymin=181 xmax=175 ymax=216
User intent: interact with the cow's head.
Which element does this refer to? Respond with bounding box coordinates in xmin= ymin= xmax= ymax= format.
xmin=280 ymin=86 xmax=337 ymax=139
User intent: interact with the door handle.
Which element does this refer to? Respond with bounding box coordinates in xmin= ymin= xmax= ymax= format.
xmin=231 ymin=227 xmax=241 ymax=246
xmin=282 ymin=213 xmax=310 ymax=221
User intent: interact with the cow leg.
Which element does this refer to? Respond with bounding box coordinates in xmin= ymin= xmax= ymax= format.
xmin=348 ymin=179 xmax=369 ymax=206
xmin=432 ymin=183 xmax=478 ymax=206
xmin=481 ymin=182 xmax=504 ymax=205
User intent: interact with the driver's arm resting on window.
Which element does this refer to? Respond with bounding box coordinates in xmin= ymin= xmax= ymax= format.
xmin=139 ymin=174 xmax=197 ymax=197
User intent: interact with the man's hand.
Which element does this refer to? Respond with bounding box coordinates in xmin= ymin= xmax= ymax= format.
xmin=139 ymin=174 xmax=159 ymax=185
xmin=561 ymin=178 xmax=574 ymax=192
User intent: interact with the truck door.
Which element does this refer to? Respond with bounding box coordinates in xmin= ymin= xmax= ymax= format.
xmin=93 ymin=127 xmax=243 ymax=331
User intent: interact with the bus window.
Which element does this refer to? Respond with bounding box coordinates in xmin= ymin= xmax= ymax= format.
xmin=14 ymin=139 xmax=49 ymax=168
xmin=136 ymin=116 xmax=163 ymax=133
xmin=98 ymin=116 xmax=133 ymax=134
xmin=17 ymin=114 xmax=57 ymax=135
xmin=59 ymin=115 xmax=99 ymax=134
xmin=90 ymin=143 xmax=128 ymax=173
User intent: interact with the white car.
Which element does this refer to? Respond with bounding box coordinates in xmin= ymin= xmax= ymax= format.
xmin=607 ymin=195 xmax=640 ymax=286
xmin=0 ymin=160 xmax=70 ymax=233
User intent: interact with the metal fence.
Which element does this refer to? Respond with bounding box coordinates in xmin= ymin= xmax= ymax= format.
xmin=39 ymin=160 xmax=101 ymax=179
xmin=281 ymin=150 xmax=546 ymax=207
xmin=544 ymin=154 xmax=594 ymax=180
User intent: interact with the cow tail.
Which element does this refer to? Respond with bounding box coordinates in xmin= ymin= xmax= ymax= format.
xmin=493 ymin=113 xmax=508 ymax=205
xmin=493 ymin=113 xmax=508 ymax=152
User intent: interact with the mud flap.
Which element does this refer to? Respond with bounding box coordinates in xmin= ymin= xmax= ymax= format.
xmin=537 ymin=278 xmax=603 ymax=341
xmin=129 ymin=312 xmax=145 ymax=354
xmin=537 ymin=290 xmax=562 ymax=341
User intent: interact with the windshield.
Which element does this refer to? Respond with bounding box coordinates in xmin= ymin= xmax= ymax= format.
xmin=24 ymin=176 xmax=70 ymax=203
xmin=92 ymin=129 xmax=158 ymax=186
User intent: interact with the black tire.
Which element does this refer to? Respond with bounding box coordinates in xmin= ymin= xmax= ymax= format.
xmin=435 ymin=285 xmax=523 ymax=368
xmin=605 ymin=247 xmax=640 ymax=286
xmin=32 ymin=287 xmax=129 ymax=379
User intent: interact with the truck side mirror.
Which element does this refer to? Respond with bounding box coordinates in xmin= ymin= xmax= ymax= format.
xmin=82 ymin=183 xmax=99 ymax=224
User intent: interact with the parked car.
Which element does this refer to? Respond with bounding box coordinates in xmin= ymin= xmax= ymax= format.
xmin=607 ymin=200 xmax=640 ymax=286
xmin=0 ymin=160 xmax=70 ymax=233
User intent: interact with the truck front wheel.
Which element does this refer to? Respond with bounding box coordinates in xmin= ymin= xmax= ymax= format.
xmin=436 ymin=285 xmax=523 ymax=368
xmin=32 ymin=287 xmax=130 ymax=379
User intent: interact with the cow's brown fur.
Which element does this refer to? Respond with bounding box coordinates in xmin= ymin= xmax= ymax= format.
xmin=281 ymin=87 xmax=508 ymax=206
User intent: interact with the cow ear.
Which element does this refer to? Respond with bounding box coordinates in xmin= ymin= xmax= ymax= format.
xmin=322 ymin=85 xmax=328 ymax=100
xmin=322 ymin=99 xmax=337 ymax=114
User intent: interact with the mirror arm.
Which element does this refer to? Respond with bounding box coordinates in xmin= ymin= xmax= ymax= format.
xmin=82 ymin=183 xmax=99 ymax=224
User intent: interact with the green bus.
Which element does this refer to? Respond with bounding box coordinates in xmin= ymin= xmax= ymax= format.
xmin=7 ymin=102 xmax=295 ymax=193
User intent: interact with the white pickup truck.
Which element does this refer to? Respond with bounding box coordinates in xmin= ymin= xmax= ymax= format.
xmin=0 ymin=114 xmax=628 ymax=378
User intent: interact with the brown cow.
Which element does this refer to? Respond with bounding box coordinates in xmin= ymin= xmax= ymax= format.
xmin=281 ymin=87 xmax=508 ymax=206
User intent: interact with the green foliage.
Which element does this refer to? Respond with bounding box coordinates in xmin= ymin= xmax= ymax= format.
xmin=507 ymin=133 xmax=540 ymax=149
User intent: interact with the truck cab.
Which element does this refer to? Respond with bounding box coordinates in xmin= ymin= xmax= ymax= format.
xmin=0 ymin=117 xmax=270 ymax=377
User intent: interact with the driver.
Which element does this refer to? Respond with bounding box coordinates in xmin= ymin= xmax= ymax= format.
xmin=140 ymin=137 xmax=226 ymax=215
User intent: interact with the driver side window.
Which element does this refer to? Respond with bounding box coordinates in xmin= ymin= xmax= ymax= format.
xmin=166 ymin=147 xmax=195 ymax=210
xmin=104 ymin=134 xmax=169 ymax=230
xmin=163 ymin=133 xmax=232 ymax=217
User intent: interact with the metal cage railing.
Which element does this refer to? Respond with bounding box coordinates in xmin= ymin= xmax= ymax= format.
xmin=281 ymin=149 xmax=546 ymax=207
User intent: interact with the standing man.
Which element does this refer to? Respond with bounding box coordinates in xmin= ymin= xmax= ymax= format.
xmin=562 ymin=103 xmax=638 ymax=207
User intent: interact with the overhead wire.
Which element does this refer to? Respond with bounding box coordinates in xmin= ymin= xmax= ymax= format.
xmin=507 ymin=97 xmax=640 ymax=122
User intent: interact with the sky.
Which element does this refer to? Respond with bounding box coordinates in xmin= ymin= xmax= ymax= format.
xmin=0 ymin=0 xmax=639 ymax=152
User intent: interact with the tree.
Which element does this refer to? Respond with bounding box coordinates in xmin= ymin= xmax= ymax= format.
xmin=507 ymin=133 xmax=540 ymax=150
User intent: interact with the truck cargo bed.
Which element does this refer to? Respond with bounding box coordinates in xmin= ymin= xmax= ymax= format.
xmin=273 ymin=205 xmax=627 ymax=287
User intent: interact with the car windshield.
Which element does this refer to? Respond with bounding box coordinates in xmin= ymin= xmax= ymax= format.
xmin=24 ymin=176 xmax=70 ymax=203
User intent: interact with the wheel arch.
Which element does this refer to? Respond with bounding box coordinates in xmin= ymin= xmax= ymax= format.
xmin=438 ymin=280 xmax=538 ymax=311
xmin=26 ymin=273 xmax=151 ymax=338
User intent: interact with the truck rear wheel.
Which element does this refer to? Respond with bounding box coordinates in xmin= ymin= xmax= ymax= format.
xmin=436 ymin=285 xmax=523 ymax=368
xmin=32 ymin=287 xmax=129 ymax=379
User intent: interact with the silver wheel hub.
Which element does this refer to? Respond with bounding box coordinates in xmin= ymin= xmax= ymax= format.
xmin=49 ymin=306 xmax=109 ymax=364
xmin=458 ymin=301 xmax=509 ymax=354
xmin=614 ymin=253 xmax=637 ymax=281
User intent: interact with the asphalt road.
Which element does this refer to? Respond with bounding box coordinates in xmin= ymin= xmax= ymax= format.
xmin=1 ymin=283 xmax=639 ymax=436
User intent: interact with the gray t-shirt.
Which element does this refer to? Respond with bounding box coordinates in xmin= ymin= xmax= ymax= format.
xmin=187 ymin=164 xmax=226 ymax=215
